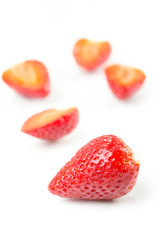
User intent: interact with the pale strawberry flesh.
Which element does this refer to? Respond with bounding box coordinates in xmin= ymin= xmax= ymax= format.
xmin=73 ymin=39 xmax=111 ymax=70
xmin=105 ymin=65 xmax=146 ymax=99
xmin=21 ymin=108 xmax=79 ymax=140
xmin=2 ymin=60 xmax=50 ymax=97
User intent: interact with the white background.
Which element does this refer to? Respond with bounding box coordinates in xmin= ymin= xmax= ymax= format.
xmin=0 ymin=0 xmax=159 ymax=239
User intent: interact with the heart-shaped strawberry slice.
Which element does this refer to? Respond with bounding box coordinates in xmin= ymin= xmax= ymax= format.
xmin=105 ymin=64 xmax=146 ymax=99
xmin=73 ymin=39 xmax=111 ymax=70
xmin=2 ymin=60 xmax=50 ymax=97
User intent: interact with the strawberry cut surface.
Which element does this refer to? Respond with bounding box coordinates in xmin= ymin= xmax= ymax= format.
xmin=105 ymin=64 xmax=146 ymax=99
xmin=73 ymin=39 xmax=111 ymax=70
xmin=48 ymin=135 xmax=139 ymax=200
xmin=21 ymin=107 xmax=79 ymax=140
xmin=2 ymin=60 xmax=50 ymax=97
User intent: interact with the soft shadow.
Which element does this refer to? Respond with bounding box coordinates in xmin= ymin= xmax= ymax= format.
xmin=123 ymin=91 xmax=148 ymax=105
xmin=106 ymin=91 xmax=149 ymax=112
xmin=64 ymin=194 xmax=136 ymax=206
xmin=131 ymin=180 xmax=150 ymax=201
xmin=113 ymin=91 xmax=147 ymax=105
xmin=32 ymin=137 xmax=66 ymax=150
xmin=34 ymin=128 xmax=87 ymax=149
xmin=65 ymin=198 xmax=116 ymax=206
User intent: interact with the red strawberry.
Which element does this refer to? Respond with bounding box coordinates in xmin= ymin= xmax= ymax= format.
xmin=105 ymin=64 xmax=146 ymax=99
xmin=21 ymin=107 xmax=79 ymax=140
xmin=2 ymin=60 xmax=50 ymax=97
xmin=48 ymin=135 xmax=139 ymax=200
xmin=73 ymin=39 xmax=111 ymax=70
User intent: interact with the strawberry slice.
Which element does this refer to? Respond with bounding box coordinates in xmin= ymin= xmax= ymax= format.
xmin=105 ymin=64 xmax=146 ymax=99
xmin=48 ymin=135 xmax=140 ymax=200
xmin=2 ymin=60 xmax=50 ymax=97
xmin=73 ymin=39 xmax=111 ymax=70
xmin=21 ymin=107 xmax=79 ymax=140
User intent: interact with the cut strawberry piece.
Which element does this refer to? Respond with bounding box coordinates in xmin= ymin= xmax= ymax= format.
xmin=105 ymin=64 xmax=146 ymax=99
xmin=48 ymin=135 xmax=140 ymax=200
xmin=2 ymin=60 xmax=50 ymax=97
xmin=21 ymin=107 xmax=79 ymax=140
xmin=73 ymin=39 xmax=111 ymax=70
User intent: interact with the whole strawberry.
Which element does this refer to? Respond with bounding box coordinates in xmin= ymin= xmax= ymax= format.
xmin=48 ymin=135 xmax=139 ymax=200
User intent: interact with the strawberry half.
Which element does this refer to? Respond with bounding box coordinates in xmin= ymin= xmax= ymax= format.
xmin=21 ymin=107 xmax=79 ymax=140
xmin=105 ymin=64 xmax=146 ymax=99
xmin=73 ymin=39 xmax=111 ymax=70
xmin=48 ymin=135 xmax=139 ymax=200
xmin=2 ymin=60 xmax=50 ymax=97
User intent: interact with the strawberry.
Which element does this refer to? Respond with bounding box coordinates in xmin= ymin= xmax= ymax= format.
xmin=21 ymin=107 xmax=79 ymax=140
xmin=73 ymin=39 xmax=111 ymax=70
xmin=48 ymin=135 xmax=139 ymax=200
xmin=105 ymin=64 xmax=146 ymax=99
xmin=2 ymin=60 xmax=50 ymax=97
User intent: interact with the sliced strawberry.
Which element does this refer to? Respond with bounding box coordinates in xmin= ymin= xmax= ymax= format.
xmin=21 ymin=107 xmax=79 ymax=140
xmin=2 ymin=60 xmax=50 ymax=97
xmin=73 ymin=39 xmax=111 ymax=70
xmin=105 ymin=64 xmax=146 ymax=99
xmin=48 ymin=135 xmax=140 ymax=200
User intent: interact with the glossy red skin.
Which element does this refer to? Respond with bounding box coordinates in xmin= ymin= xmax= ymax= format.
xmin=105 ymin=66 xmax=146 ymax=99
xmin=22 ymin=109 xmax=79 ymax=141
xmin=48 ymin=135 xmax=139 ymax=199
xmin=73 ymin=39 xmax=111 ymax=71
xmin=107 ymin=78 xmax=144 ymax=99
xmin=2 ymin=60 xmax=50 ymax=98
